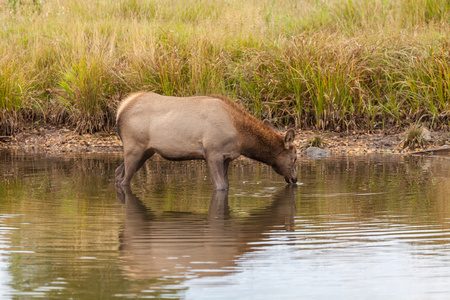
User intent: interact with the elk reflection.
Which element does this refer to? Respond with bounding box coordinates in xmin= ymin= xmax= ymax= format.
xmin=116 ymin=186 xmax=296 ymax=280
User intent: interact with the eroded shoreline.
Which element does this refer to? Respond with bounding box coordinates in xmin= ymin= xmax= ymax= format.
xmin=2 ymin=126 xmax=449 ymax=156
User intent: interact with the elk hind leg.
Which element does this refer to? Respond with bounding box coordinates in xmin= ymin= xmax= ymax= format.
xmin=115 ymin=163 xmax=125 ymax=184
xmin=119 ymin=148 xmax=155 ymax=186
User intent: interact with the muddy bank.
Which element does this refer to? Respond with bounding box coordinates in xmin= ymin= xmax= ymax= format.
xmin=0 ymin=126 xmax=122 ymax=153
xmin=2 ymin=126 xmax=449 ymax=156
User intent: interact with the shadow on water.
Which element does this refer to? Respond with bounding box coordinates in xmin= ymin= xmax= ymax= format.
xmin=115 ymin=184 xmax=296 ymax=282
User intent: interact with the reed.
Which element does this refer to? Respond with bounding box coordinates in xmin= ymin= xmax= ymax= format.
xmin=0 ymin=55 xmax=32 ymax=135
xmin=1 ymin=0 xmax=449 ymax=134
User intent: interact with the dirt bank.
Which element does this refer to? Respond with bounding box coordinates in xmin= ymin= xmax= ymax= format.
xmin=1 ymin=125 xmax=449 ymax=156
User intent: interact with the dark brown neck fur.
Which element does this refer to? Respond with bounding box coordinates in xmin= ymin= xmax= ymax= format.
xmin=213 ymin=96 xmax=285 ymax=165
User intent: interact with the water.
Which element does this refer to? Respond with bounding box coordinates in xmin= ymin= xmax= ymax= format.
xmin=1 ymin=150 xmax=450 ymax=299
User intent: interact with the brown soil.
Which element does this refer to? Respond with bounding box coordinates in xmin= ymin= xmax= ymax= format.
xmin=0 ymin=125 xmax=449 ymax=155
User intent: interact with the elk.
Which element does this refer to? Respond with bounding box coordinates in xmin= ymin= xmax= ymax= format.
xmin=115 ymin=92 xmax=297 ymax=190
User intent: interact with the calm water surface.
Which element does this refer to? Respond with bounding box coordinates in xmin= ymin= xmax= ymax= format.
xmin=0 ymin=151 xmax=450 ymax=299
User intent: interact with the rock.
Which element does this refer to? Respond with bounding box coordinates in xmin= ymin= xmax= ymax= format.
xmin=306 ymin=147 xmax=331 ymax=158
xmin=421 ymin=128 xmax=432 ymax=142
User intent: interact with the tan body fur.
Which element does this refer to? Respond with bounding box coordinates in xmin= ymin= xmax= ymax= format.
xmin=115 ymin=92 xmax=297 ymax=190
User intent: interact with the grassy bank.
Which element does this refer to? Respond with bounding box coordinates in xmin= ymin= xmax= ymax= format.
xmin=1 ymin=0 xmax=450 ymax=135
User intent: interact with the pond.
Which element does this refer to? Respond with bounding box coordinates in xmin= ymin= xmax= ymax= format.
xmin=1 ymin=151 xmax=450 ymax=299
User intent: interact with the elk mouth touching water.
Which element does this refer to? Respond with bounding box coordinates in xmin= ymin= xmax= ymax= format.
xmin=115 ymin=92 xmax=297 ymax=190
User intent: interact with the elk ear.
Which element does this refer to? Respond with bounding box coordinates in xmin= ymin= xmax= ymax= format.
xmin=284 ymin=129 xmax=296 ymax=149
xmin=263 ymin=119 xmax=278 ymax=131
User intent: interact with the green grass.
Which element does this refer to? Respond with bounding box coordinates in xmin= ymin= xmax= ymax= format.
xmin=1 ymin=0 xmax=450 ymax=134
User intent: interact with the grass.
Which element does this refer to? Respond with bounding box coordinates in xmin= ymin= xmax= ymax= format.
xmin=302 ymin=135 xmax=324 ymax=149
xmin=1 ymin=0 xmax=450 ymax=134
xmin=401 ymin=123 xmax=429 ymax=149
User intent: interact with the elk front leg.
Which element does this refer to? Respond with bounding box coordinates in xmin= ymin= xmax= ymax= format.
xmin=206 ymin=156 xmax=231 ymax=191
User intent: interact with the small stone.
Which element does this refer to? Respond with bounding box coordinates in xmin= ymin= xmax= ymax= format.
xmin=306 ymin=147 xmax=331 ymax=158
xmin=421 ymin=128 xmax=432 ymax=142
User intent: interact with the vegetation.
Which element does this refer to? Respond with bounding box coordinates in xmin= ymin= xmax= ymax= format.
xmin=401 ymin=123 xmax=430 ymax=149
xmin=302 ymin=134 xmax=324 ymax=148
xmin=1 ymin=0 xmax=450 ymax=135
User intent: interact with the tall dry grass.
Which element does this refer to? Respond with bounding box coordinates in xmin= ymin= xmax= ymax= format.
xmin=1 ymin=0 xmax=449 ymax=134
